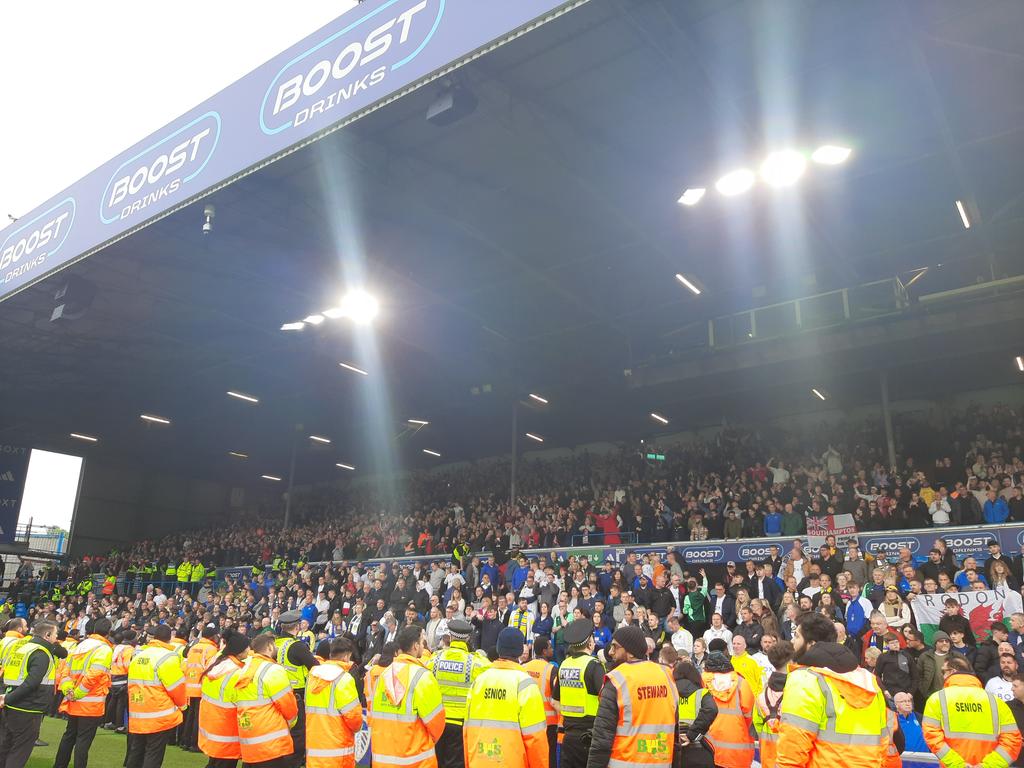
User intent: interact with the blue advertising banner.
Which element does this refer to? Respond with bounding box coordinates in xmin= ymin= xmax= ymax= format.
xmin=0 ymin=0 xmax=587 ymax=302
xmin=215 ymin=523 xmax=1024 ymax=582
xmin=0 ymin=445 xmax=30 ymax=544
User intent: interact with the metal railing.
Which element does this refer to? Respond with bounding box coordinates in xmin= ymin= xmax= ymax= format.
xmin=708 ymin=278 xmax=906 ymax=349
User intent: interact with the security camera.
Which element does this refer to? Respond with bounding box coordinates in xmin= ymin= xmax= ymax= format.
xmin=202 ymin=204 xmax=216 ymax=235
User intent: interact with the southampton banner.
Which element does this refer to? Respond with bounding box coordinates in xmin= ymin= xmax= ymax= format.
xmin=806 ymin=513 xmax=858 ymax=551
xmin=910 ymin=588 xmax=1024 ymax=644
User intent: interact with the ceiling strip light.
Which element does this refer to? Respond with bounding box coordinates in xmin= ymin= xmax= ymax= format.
xmin=140 ymin=414 xmax=171 ymax=425
xmin=1016 ymin=356 xmax=1024 ymax=372
xmin=228 ymin=451 xmax=249 ymax=459
xmin=955 ymin=200 xmax=971 ymax=230
xmin=528 ymin=393 xmax=549 ymax=404
xmin=812 ymin=388 xmax=827 ymax=401
xmin=339 ymin=362 xmax=368 ymax=376
xmin=336 ymin=463 xmax=355 ymax=471
xmin=309 ymin=435 xmax=331 ymax=444
xmin=675 ymin=273 xmax=702 ymax=295
xmin=261 ymin=474 xmax=282 ymax=481
xmin=70 ymin=433 xmax=98 ymax=442
xmin=525 ymin=433 xmax=544 ymax=443
xmin=650 ymin=412 xmax=669 ymax=425
xmin=408 ymin=419 xmax=430 ymax=426
xmin=280 ymin=322 xmax=305 ymax=331
xmin=227 ymin=390 xmax=259 ymax=404
xmin=422 ymin=449 xmax=441 ymax=457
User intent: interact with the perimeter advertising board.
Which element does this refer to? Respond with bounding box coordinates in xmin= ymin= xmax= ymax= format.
xmin=0 ymin=0 xmax=587 ymax=301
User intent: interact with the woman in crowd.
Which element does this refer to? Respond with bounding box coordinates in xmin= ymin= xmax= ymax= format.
xmin=690 ymin=638 xmax=708 ymax=674
xmin=534 ymin=600 xmax=554 ymax=640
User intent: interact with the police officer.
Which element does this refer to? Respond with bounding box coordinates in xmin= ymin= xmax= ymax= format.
xmin=0 ymin=619 xmax=65 ymax=768
xmin=431 ymin=619 xmax=490 ymax=768
xmin=555 ymin=619 xmax=604 ymax=768
xmin=275 ymin=608 xmax=320 ymax=768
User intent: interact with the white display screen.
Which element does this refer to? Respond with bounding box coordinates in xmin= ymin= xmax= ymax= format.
xmin=18 ymin=449 xmax=83 ymax=533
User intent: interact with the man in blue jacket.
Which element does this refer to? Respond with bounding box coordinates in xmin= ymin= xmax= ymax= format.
xmin=893 ymin=691 xmax=928 ymax=752
xmin=984 ymin=489 xmax=1010 ymax=524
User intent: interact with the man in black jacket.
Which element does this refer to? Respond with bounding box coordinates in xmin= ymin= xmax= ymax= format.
xmin=975 ymin=622 xmax=1010 ymax=682
xmin=0 ymin=619 xmax=66 ymax=768
xmin=937 ymin=598 xmax=977 ymax=646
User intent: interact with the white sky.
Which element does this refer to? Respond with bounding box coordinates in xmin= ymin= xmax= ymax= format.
xmin=19 ymin=449 xmax=84 ymax=531
xmin=0 ymin=2 xmax=357 ymax=233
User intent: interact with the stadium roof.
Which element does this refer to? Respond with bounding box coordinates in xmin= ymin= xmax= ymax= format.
xmin=2 ymin=0 xmax=1024 ymax=485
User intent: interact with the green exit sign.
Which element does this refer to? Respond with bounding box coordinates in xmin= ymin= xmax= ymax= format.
xmin=645 ymin=453 xmax=666 ymax=461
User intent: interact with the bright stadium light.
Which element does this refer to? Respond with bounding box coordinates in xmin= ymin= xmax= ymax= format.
xmin=261 ymin=474 xmax=282 ymax=481
xmin=650 ymin=412 xmax=669 ymax=425
xmin=811 ymin=145 xmax=851 ymax=165
xmin=715 ymin=168 xmax=755 ymax=196
xmin=140 ymin=414 xmax=171 ymax=425
xmin=677 ymin=188 xmax=706 ymax=206
xmin=336 ymin=462 xmax=355 ymax=471
xmin=322 ymin=307 xmax=346 ymax=319
xmin=70 ymin=433 xmax=98 ymax=443
xmin=280 ymin=322 xmax=305 ymax=331
xmin=675 ymin=273 xmax=702 ymax=295
xmin=304 ymin=314 xmax=325 ymax=325
xmin=955 ymin=200 xmax=972 ymax=230
xmin=528 ymin=393 xmax=549 ymax=404
xmin=423 ymin=449 xmax=441 ymax=457
xmin=408 ymin=419 xmax=429 ymax=426
xmin=525 ymin=433 xmax=544 ymax=443
xmin=228 ymin=451 xmax=248 ymax=459
xmin=760 ymin=150 xmax=807 ymax=187
xmin=227 ymin=390 xmax=259 ymax=404
xmin=812 ymin=388 xmax=827 ymax=401
xmin=340 ymin=289 xmax=380 ymax=325
xmin=309 ymin=435 xmax=331 ymax=444
xmin=339 ymin=362 xmax=368 ymax=376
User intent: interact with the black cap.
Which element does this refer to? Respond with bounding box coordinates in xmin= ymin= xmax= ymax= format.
xmin=447 ymin=619 xmax=473 ymax=640
xmin=562 ymin=620 xmax=593 ymax=647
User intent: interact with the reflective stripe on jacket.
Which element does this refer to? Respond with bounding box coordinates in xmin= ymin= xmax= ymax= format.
xmin=3 ymin=640 xmax=55 ymax=713
xmin=776 ymin=665 xmax=888 ymax=768
xmin=225 ymin=654 xmax=298 ymax=764
xmin=463 ymin=659 xmax=549 ymax=768
xmin=199 ymin=656 xmax=244 ymax=760
xmin=368 ymin=653 xmax=445 ymax=768
xmin=754 ymin=686 xmax=784 ymax=768
xmin=702 ymin=670 xmax=754 ymax=768
xmin=606 ymin=660 xmax=679 ymax=768
xmin=185 ymin=639 xmax=220 ymax=699
xmin=922 ymin=673 xmax=1022 ymax=768
xmin=559 ymin=653 xmax=600 ymax=719
xmin=275 ymin=636 xmax=309 ymax=690
xmin=523 ymin=658 xmax=558 ymax=726
xmin=305 ymin=660 xmax=363 ymax=768
xmin=111 ymin=643 xmax=134 ymax=679
xmin=59 ymin=634 xmax=113 ymax=717
xmin=127 ymin=641 xmax=187 ymax=734
xmin=1 ymin=635 xmax=33 ymax=687
xmin=432 ymin=642 xmax=490 ymax=724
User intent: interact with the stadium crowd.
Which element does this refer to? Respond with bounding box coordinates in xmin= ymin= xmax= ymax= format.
xmin=0 ymin=403 xmax=1022 ymax=768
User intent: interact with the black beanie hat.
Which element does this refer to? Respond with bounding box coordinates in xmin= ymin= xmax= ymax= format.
xmin=611 ymin=625 xmax=647 ymax=659
xmin=223 ymin=629 xmax=250 ymax=658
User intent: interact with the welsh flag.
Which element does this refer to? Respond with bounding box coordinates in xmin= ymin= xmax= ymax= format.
xmin=910 ymin=588 xmax=1024 ymax=644
xmin=806 ymin=514 xmax=857 ymax=551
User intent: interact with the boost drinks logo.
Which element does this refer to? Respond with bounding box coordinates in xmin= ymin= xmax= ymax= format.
xmin=0 ymin=198 xmax=76 ymax=286
xmin=100 ymin=112 xmax=221 ymax=224
xmin=678 ymin=546 xmax=725 ymax=564
xmin=260 ymin=0 xmax=444 ymax=135
xmin=863 ymin=537 xmax=921 ymax=557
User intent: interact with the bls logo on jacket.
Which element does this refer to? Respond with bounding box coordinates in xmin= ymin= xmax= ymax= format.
xmin=238 ymin=711 xmax=253 ymax=730
xmin=637 ymin=734 xmax=669 ymax=755
xmin=477 ymin=739 xmax=502 ymax=758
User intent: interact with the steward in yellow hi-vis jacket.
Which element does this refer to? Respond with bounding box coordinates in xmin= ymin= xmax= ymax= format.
xmin=463 ymin=628 xmax=548 ymax=768
xmin=922 ymin=655 xmax=1021 ymax=768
